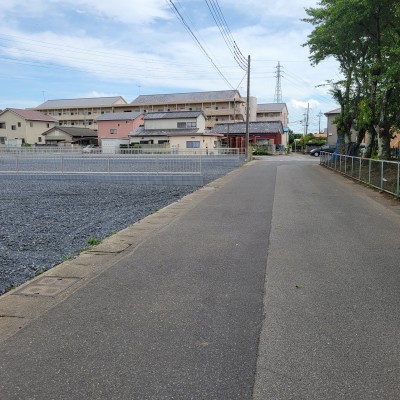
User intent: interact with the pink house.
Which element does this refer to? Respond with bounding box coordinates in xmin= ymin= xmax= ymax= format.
xmin=96 ymin=112 xmax=144 ymax=144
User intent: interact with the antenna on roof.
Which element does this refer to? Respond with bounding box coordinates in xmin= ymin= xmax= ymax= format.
xmin=41 ymin=91 xmax=46 ymax=102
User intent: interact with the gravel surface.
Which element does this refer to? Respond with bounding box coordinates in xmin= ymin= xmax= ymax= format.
xmin=0 ymin=179 xmax=200 ymax=295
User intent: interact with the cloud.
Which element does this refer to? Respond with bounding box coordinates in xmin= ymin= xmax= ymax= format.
xmin=61 ymin=0 xmax=171 ymax=24
xmin=289 ymin=99 xmax=321 ymax=109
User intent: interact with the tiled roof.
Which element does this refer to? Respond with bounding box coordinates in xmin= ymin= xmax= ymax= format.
xmin=325 ymin=107 xmax=341 ymax=115
xmin=144 ymin=111 xmax=203 ymax=120
xmin=257 ymin=103 xmax=287 ymax=112
xmin=43 ymin=127 xmax=98 ymax=137
xmin=35 ymin=96 xmax=127 ymax=109
xmin=97 ymin=112 xmax=143 ymax=121
xmin=167 ymin=132 xmax=224 ymax=137
xmin=131 ymin=90 xmax=242 ymax=105
xmin=130 ymin=127 xmax=200 ymax=137
xmin=3 ymin=108 xmax=58 ymax=122
xmin=211 ymin=121 xmax=283 ymax=134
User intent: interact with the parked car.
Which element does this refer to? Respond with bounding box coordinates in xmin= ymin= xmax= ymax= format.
xmin=82 ymin=144 xmax=96 ymax=153
xmin=309 ymin=145 xmax=336 ymax=157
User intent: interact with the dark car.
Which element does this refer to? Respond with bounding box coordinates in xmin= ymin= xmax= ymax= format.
xmin=309 ymin=145 xmax=336 ymax=157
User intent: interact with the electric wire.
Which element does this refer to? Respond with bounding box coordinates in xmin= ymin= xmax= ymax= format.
xmin=166 ymin=0 xmax=235 ymax=89
xmin=204 ymin=0 xmax=247 ymax=71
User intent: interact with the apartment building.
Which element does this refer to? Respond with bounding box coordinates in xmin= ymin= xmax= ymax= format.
xmin=256 ymin=103 xmax=289 ymax=127
xmin=35 ymin=96 xmax=128 ymax=130
xmin=33 ymin=91 xmax=259 ymax=130
xmin=128 ymin=90 xmax=257 ymax=128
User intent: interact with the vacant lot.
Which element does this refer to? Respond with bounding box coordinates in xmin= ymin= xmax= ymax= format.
xmin=0 ymin=178 xmax=198 ymax=295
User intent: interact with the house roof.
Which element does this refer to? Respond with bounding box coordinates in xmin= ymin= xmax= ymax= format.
xmin=211 ymin=121 xmax=283 ymax=135
xmin=97 ymin=111 xmax=142 ymax=121
xmin=42 ymin=126 xmax=98 ymax=137
xmin=167 ymin=132 xmax=224 ymax=138
xmin=257 ymin=103 xmax=287 ymax=112
xmin=325 ymin=107 xmax=341 ymax=116
xmin=144 ymin=111 xmax=204 ymax=120
xmin=130 ymin=127 xmax=200 ymax=137
xmin=1 ymin=108 xmax=58 ymax=122
xmin=35 ymin=96 xmax=127 ymax=109
xmin=131 ymin=90 xmax=243 ymax=105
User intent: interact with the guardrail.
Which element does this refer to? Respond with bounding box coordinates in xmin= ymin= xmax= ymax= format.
xmin=320 ymin=152 xmax=400 ymax=198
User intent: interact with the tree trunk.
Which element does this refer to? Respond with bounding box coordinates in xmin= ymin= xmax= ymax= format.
xmin=364 ymin=125 xmax=376 ymax=158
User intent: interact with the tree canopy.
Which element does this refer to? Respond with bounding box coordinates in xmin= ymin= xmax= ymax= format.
xmin=303 ymin=0 xmax=400 ymax=159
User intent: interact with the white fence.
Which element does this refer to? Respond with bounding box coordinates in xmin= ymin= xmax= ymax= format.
xmin=320 ymin=152 xmax=400 ymax=198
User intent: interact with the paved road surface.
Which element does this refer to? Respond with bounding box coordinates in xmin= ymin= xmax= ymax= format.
xmin=0 ymin=155 xmax=399 ymax=399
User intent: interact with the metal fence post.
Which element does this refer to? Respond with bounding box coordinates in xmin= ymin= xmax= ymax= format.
xmin=368 ymin=159 xmax=371 ymax=184
xmin=61 ymin=156 xmax=64 ymax=174
xmin=397 ymin=163 xmax=400 ymax=198
xmin=380 ymin=160 xmax=384 ymax=190
xmin=351 ymin=157 xmax=354 ymax=177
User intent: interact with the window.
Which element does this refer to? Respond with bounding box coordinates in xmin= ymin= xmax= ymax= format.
xmin=47 ymin=123 xmax=50 ymax=128
xmin=11 ymin=125 xmax=16 ymax=130
xmin=0 ymin=122 xmax=5 ymax=129
xmin=38 ymin=137 xmax=42 ymax=143
xmin=110 ymin=129 xmax=117 ymax=134
xmin=0 ymin=137 xmax=5 ymax=144
xmin=186 ymin=141 xmax=200 ymax=148
xmin=18 ymin=122 xmax=21 ymax=127
xmin=30 ymin=122 xmax=33 ymax=127
xmin=177 ymin=122 xmax=197 ymax=129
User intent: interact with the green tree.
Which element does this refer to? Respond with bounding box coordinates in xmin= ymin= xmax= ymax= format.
xmin=303 ymin=0 xmax=400 ymax=159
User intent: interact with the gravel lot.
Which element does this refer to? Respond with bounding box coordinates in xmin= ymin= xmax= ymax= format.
xmin=0 ymin=178 xmax=202 ymax=295
xmin=0 ymin=155 xmax=243 ymax=295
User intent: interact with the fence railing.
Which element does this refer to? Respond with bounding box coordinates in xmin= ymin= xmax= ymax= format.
xmin=0 ymin=146 xmax=243 ymax=156
xmin=320 ymin=152 xmax=400 ymax=198
xmin=0 ymin=154 xmax=203 ymax=175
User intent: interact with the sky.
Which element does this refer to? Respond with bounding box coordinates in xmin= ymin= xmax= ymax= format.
xmin=0 ymin=0 xmax=340 ymax=133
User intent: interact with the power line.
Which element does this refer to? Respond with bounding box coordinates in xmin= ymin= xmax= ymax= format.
xmin=204 ymin=0 xmax=247 ymax=71
xmin=166 ymin=0 xmax=234 ymax=89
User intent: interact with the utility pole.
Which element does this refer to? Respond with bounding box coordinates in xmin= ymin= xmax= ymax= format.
xmin=317 ymin=110 xmax=323 ymax=134
xmin=305 ymin=103 xmax=310 ymax=135
xmin=245 ymin=55 xmax=251 ymax=161
xmin=274 ymin=61 xmax=282 ymax=103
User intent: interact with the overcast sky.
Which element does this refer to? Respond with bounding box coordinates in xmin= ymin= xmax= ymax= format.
xmin=0 ymin=0 xmax=340 ymax=132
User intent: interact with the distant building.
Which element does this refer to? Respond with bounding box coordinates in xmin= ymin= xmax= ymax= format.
xmin=34 ymin=96 xmax=128 ymax=130
xmin=42 ymin=126 xmax=98 ymax=146
xmin=128 ymin=90 xmax=257 ymax=128
xmin=211 ymin=121 xmax=286 ymax=150
xmin=129 ymin=110 xmax=222 ymax=151
xmin=256 ymin=103 xmax=289 ymax=127
xmin=97 ymin=112 xmax=144 ymax=145
xmin=0 ymin=108 xmax=57 ymax=146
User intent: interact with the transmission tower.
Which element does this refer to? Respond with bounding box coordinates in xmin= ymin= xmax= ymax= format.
xmin=274 ymin=61 xmax=283 ymax=103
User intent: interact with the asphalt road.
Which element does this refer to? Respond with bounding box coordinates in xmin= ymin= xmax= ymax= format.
xmin=0 ymin=155 xmax=399 ymax=399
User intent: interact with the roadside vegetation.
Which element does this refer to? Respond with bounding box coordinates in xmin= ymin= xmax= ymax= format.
xmin=303 ymin=0 xmax=400 ymax=160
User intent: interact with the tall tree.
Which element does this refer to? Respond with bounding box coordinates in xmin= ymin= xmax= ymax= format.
xmin=303 ymin=0 xmax=400 ymax=159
